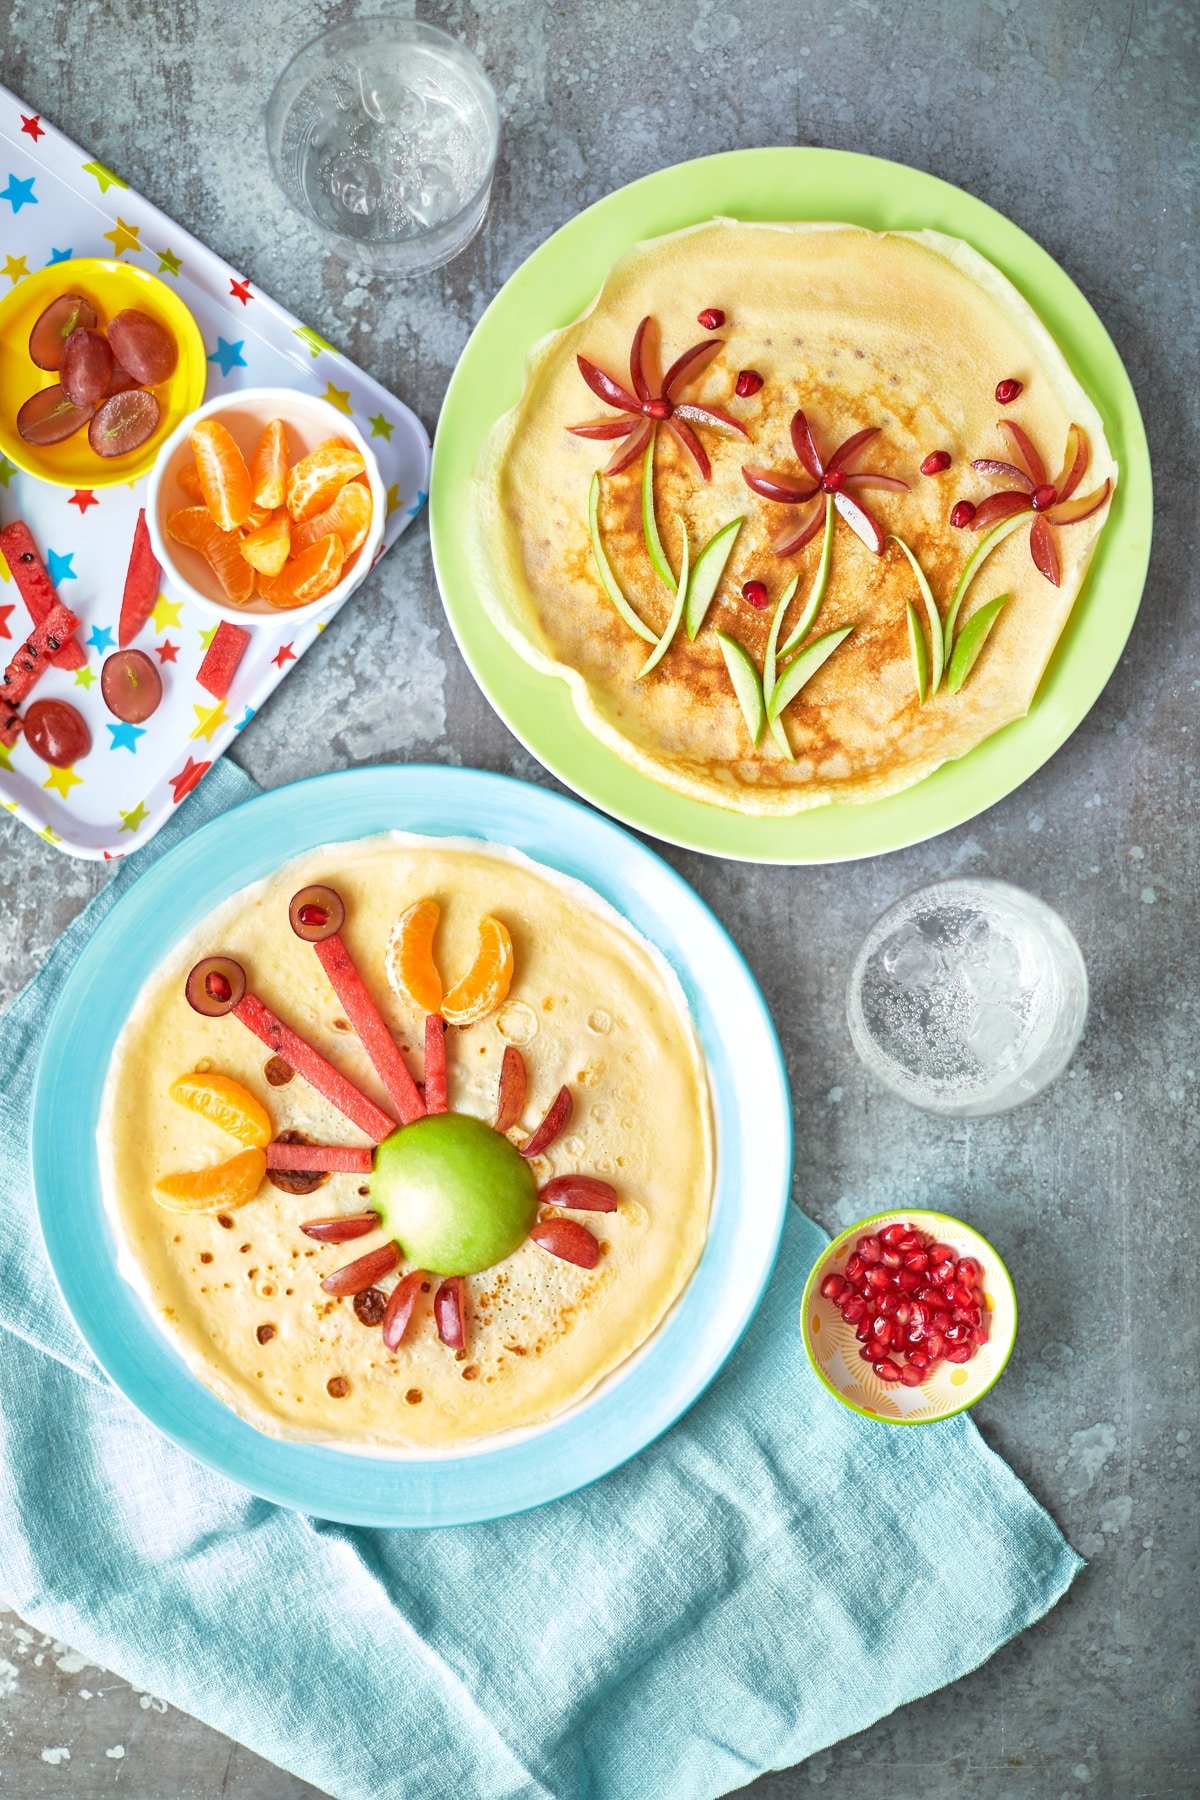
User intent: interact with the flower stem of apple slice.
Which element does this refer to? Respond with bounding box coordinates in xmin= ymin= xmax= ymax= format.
xmin=767 ymin=626 xmax=855 ymax=722
xmin=716 ymin=631 xmax=765 ymax=748
xmin=636 ymin=520 xmax=689 ymax=680
xmin=778 ymin=496 xmax=835 ymax=659
xmin=889 ymin=534 xmax=943 ymax=696
xmin=945 ymin=592 xmax=1011 ymax=693
xmin=685 ymin=516 xmax=743 ymax=639
xmin=641 ymin=425 xmax=676 ymax=592
xmin=943 ymin=510 xmax=1031 ymax=658
xmin=588 ymin=471 xmax=657 ymax=645
xmin=906 ymin=599 xmax=929 ymax=705
xmin=762 ymin=573 xmax=800 ymax=762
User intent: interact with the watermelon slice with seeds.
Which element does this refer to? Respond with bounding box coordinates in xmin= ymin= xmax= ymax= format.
xmin=0 ymin=521 xmax=85 ymax=670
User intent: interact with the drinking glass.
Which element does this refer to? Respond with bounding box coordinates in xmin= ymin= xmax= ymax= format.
xmin=266 ymin=18 xmax=500 ymax=276
xmin=846 ymin=879 xmax=1088 ymax=1117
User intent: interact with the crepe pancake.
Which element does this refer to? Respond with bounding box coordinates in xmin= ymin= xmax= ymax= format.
xmin=99 ymin=834 xmax=713 ymax=1449
xmin=471 ymin=221 xmax=1116 ymax=813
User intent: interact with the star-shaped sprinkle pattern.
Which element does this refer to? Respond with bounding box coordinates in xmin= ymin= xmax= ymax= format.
xmin=0 ymin=741 xmax=13 ymax=773
xmin=385 ymin=483 xmax=400 ymax=518
xmin=0 ymin=604 xmax=12 ymax=639
xmin=102 ymin=849 xmax=123 ymax=860
xmin=170 ymin=756 xmax=211 ymax=802
xmin=207 ymin=337 xmax=247 ymax=377
xmin=198 ymin=623 xmax=218 ymax=650
xmin=43 ymin=764 xmax=83 ymax=798
xmin=1 ymin=174 xmax=37 ymax=213
xmin=156 ymin=638 xmax=178 ymax=663
xmin=235 ymin=706 xmax=255 ymax=731
xmin=294 ymin=325 xmax=334 ymax=359
xmin=150 ymin=594 xmax=183 ymax=631
xmin=82 ymin=159 xmax=128 ymax=193
xmin=407 ymin=489 xmax=427 ymax=517
xmin=3 ymin=254 xmax=29 ymax=285
xmin=119 ymin=801 xmax=148 ymax=834
xmin=20 ymin=114 xmax=45 ymax=142
xmin=272 ymin=642 xmax=295 ymax=668
xmin=0 ymin=456 xmax=16 ymax=487
xmin=107 ymin=721 xmax=146 ymax=753
xmin=87 ymin=623 xmax=114 ymax=654
xmin=322 ymin=381 xmax=352 ymax=415
xmin=73 ymin=664 xmax=97 ymax=690
xmin=103 ymin=217 xmax=141 ymax=256
xmin=157 ymin=248 xmax=182 ymax=276
xmin=230 ymin=277 xmax=252 ymax=304
xmin=368 ymin=414 xmax=394 ymax=440
xmin=68 ymin=488 xmax=98 ymax=513
xmin=40 ymin=824 xmax=61 ymax=845
xmin=191 ymin=699 xmax=229 ymax=742
xmin=47 ymin=549 xmax=76 ymax=584
xmin=47 ymin=246 xmax=73 ymax=264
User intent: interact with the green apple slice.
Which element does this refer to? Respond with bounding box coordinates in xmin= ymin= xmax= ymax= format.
xmin=588 ymin=471 xmax=657 ymax=645
xmin=945 ymin=592 xmax=1011 ymax=693
xmin=906 ymin=599 xmax=929 ymax=705
xmin=944 ymin=510 xmax=1031 ymax=655
xmin=641 ymin=425 xmax=676 ymax=592
xmin=767 ymin=625 xmax=855 ymax=722
xmin=637 ymin=521 xmax=690 ymax=680
xmin=685 ymin=516 xmax=743 ymax=639
xmin=716 ymin=631 xmax=765 ymax=747
xmin=889 ymin=534 xmax=943 ymax=694
xmin=778 ymin=496 xmax=835 ymax=659
xmin=763 ymin=574 xmax=800 ymax=762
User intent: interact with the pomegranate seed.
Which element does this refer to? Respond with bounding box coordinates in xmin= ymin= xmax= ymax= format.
xmin=948 ymin=1342 xmax=974 ymax=1363
xmin=1031 ymin=482 xmax=1057 ymax=511
xmin=908 ymin=1301 xmax=927 ymax=1329
xmin=206 ymin=971 xmax=231 ymax=1001
xmin=859 ymin=1345 xmax=877 ymax=1362
xmin=881 ymin=1249 xmax=902 ymax=1270
xmin=878 ymin=1290 xmax=899 ymax=1316
xmin=908 ymin=1349 xmax=930 ymax=1370
xmin=845 ymin=1253 xmax=865 ymax=1281
xmin=900 ymin=1364 xmax=925 ymax=1387
xmin=881 ymin=1223 xmax=907 ymax=1247
xmin=995 ymin=377 xmax=1023 ymax=404
xmin=871 ymin=1315 xmax=894 ymax=1344
xmin=843 ymin=1296 xmax=866 ymax=1324
xmin=903 ymin=1250 xmax=929 ymax=1273
xmin=894 ymin=1299 xmax=911 ymax=1324
xmin=643 ymin=396 xmax=672 ymax=421
xmin=968 ymin=1326 xmax=987 ymax=1347
xmin=867 ymin=1267 xmax=891 ymax=1291
xmin=917 ymin=1285 xmax=942 ymax=1307
xmin=957 ymin=1258 xmax=980 ymax=1286
xmin=742 ymin=579 xmax=769 ymax=609
xmin=932 ymin=1243 xmax=957 ymax=1263
xmin=820 ymin=1273 xmax=846 ymax=1301
xmin=735 ymin=368 xmax=763 ymax=397
xmin=298 ymin=902 xmax=329 ymax=927
xmin=950 ymin=499 xmax=976 ymax=529
xmin=932 ymin=1259 xmax=956 ymax=1285
xmin=822 ymin=468 xmax=846 ymax=492
xmin=857 ymin=1236 xmax=883 ymax=1264
xmin=896 ymin=1231 xmax=920 ymax=1252
xmin=945 ymin=1321 xmax=968 ymax=1344
xmin=874 ymin=1360 xmax=902 ymax=1382
xmin=697 ymin=307 xmax=725 ymax=330
xmin=896 ymin=1269 xmax=923 ymax=1294
xmin=920 ymin=450 xmax=952 ymax=475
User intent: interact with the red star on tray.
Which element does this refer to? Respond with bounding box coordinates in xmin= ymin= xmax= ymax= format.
xmin=271 ymin=642 xmax=295 ymax=668
xmin=170 ymin=756 xmax=211 ymax=803
xmin=229 ymin=278 xmax=252 ymax=305
xmin=20 ymin=113 xmax=45 ymax=142
xmin=0 ymin=603 xmax=13 ymax=640
xmin=156 ymin=638 xmax=179 ymax=663
xmin=102 ymin=850 xmax=123 ymax=861
xmin=68 ymin=488 xmax=98 ymax=513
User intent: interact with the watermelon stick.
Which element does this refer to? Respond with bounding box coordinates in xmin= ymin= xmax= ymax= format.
xmin=232 ymin=993 xmax=397 ymax=1143
xmin=0 ymin=521 xmax=86 ymax=670
xmin=197 ymin=618 xmax=250 ymax=699
xmin=265 ymin=1142 xmax=374 ymax=1174
xmin=312 ymin=935 xmax=426 ymax=1124
xmin=1 ymin=598 xmax=82 ymax=710
xmin=424 ymin=1015 xmax=448 ymax=1114
xmin=117 ymin=508 xmax=162 ymax=648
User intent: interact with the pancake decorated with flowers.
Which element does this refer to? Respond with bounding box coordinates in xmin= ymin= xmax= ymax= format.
xmin=471 ymin=221 xmax=1116 ymax=813
xmin=99 ymin=834 xmax=713 ymax=1449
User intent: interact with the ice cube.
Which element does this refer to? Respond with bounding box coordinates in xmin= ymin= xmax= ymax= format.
xmin=963 ymin=1001 xmax=1023 ymax=1069
xmin=359 ymin=71 xmax=426 ymax=129
xmin=408 ymin=158 xmax=460 ymax=227
xmin=958 ymin=919 xmax=1022 ymax=1002
xmin=882 ymin=922 xmax=944 ymax=991
xmin=325 ymin=151 xmax=382 ymax=218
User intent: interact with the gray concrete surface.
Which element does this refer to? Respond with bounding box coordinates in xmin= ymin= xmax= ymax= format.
xmin=1 ymin=0 xmax=1197 ymax=1795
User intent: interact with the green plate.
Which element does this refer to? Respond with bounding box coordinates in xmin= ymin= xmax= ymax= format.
xmin=430 ymin=149 xmax=1152 ymax=865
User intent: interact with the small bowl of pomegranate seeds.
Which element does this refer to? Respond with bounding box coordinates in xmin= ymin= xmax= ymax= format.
xmin=801 ymin=1209 xmax=1017 ymax=1424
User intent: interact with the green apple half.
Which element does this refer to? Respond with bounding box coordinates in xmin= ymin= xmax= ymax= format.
xmin=372 ymin=1114 xmax=538 ymax=1276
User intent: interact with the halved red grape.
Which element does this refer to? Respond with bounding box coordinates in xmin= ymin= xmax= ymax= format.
xmin=106 ymin=362 xmax=138 ymax=396
xmin=88 ymin=388 xmax=160 ymax=458
xmin=101 ymin=648 xmax=162 ymax=723
xmin=185 ymin=955 xmax=246 ymax=1016
xmin=106 ymin=309 xmax=177 ymax=385
xmin=60 ymin=327 xmax=114 ymax=407
xmin=288 ymin=884 xmax=345 ymax=942
xmin=28 ymin=294 xmax=98 ymax=370
xmin=17 ymin=385 xmax=95 ymax=445
xmin=22 ymin=698 xmax=91 ymax=766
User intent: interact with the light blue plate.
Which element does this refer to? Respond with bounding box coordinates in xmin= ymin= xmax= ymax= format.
xmin=31 ymin=767 xmax=792 ymax=1526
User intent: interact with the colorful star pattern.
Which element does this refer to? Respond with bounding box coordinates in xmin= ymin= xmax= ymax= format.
xmin=43 ymin=764 xmax=83 ymax=798
xmin=156 ymin=639 xmax=179 ymax=663
xmin=47 ymin=549 xmax=76 ymax=584
xmin=235 ymin=706 xmax=255 ymax=731
xmin=294 ymin=325 xmax=335 ymax=358
xmin=104 ymin=217 xmax=141 ymax=256
xmin=47 ymin=247 xmax=73 ymax=264
xmin=169 ymin=756 xmax=210 ymax=803
xmin=0 ymin=741 xmax=12 ymax=772
xmin=82 ymin=160 xmax=128 ymax=194
xmin=107 ymin=721 xmax=146 ymax=753
xmin=1 ymin=174 xmax=37 ymax=213
xmin=407 ymin=489 xmax=427 ymax=518
xmin=87 ymin=623 xmax=114 ymax=654
xmin=150 ymin=594 xmax=183 ymax=631
xmin=272 ymin=642 xmax=296 ymax=668
xmin=20 ymin=115 xmax=45 ymax=142
xmin=119 ymin=801 xmax=148 ymax=834
xmin=40 ymin=824 xmax=61 ymax=845
xmin=0 ymin=456 xmax=16 ymax=487
xmin=208 ymin=337 xmax=247 ymax=377
xmin=191 ymin=700 xmax=230 ymax=742
xmin=3 ymin=254 xmax=28 ymax=285
xmin=73 ymin=664 xmax=97 ymax=690
xmin=230 ymin=278 xmax=252 ymax=304
xmin=68 ymin=489 xmax=98 ymax=513
xmin=322 ymin=382 xmax=352 ymax=416
xmin=368 ymin=414 xmax=394 ymax=440
xmin=0 ymin=604 xmax=12 ymax=639
xmin=198 ymin=624 xmax=218 ymax=650
xmin=385 ymin=483 xmax=401 ymax=518
xmin=157 ymin=247 xmax=182 ymax=276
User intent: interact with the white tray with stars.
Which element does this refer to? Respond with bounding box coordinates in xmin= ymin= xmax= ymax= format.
xmin=0 ymin=83 xmax=431 ymax=859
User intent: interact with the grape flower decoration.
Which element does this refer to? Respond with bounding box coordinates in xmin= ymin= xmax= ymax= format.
xmin=741 ymin=410 xmax=908 ymax=555
xmin=963 ymin=419 xmax=1111 ymax=586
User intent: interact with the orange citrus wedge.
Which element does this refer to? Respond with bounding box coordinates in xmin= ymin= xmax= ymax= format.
xmin=177 ymin=462 xmax=203 ymax=501
xmin=286 ymin=440 xmax=366 ymax=522
xmin=260 ymin=531 xmax=345 ymax=609
xmin=291 ymin=478 xmax=373 ymax=558
xmin=386 ymin=898 xmax=443 ymax=1014
xmin=154 ymin=1146 xmax=266 ymax=1214
xmin=168 ymin=1072 xmax=272 ymax=1146
xmin=240 ymin=512 xmax=292 ymax=576
xmin=191 ymin=418 xmax=254 ymax=531
xmin=168 ymin=506 xmax=255 ymax=604
xmin=250 ymin=418 xmax=290 ymax=510
xmin=442 ymin=916 xmax=514 ymax=1026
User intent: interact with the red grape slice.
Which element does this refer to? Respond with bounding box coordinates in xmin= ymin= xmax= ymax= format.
xmin=28 ymin=294 xmax=98 ymax=371
xmin=60 ymin=328 xmax=114 ymax=407
xmin=101 ymin=648 xmax=162 ymax=723
xmin=22 ymin=698 xmax=91 ymax=766
xmin=106 ymin=363 xmax=139 ymax=396
xmin=17 ymin=385 xmax=95 ymax=445
xmin=106 ymin=309 xmax=177 ymax=385
xmin=88 ymin=388 xmax=160 ymax=458
xmin=289 ymin=884 xmax=345 ymax=941
xmin=494 ymin=1045 xmax=527 ymax=1132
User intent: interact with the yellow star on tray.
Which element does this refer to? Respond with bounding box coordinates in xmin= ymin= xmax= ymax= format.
xmin=40 ymin=823 xmax=61 ymax=844
xmin=191 ymin=699 xmax=229 ymax=743
xmin=198 ymin=624 xmax=218 ymax=650
xmin=43 ymin=764 xmax=84 ymax=798
xmin=119 ymin=801 xmax=148 ymax=834
xmin=150 ymin=593 xmax=183 ymax=632
xmin=103 ymin=217 xmax=141 ymax=257
xmin=82 ymin=159 xmax=128 ymax=195
xmin=0 ymin=741 xmax=13 ymax=773
xmin=4 ymin=797 xmax=19 ymax=811
xmin=294 ymin=324 xmax=335 ymax=359
xmin=156 ymin=247 xmax=182 ymax=276
xmin=385 ymin=482 xmax=401 ymax=518
xmin=73 ymin=663 xmax=97 ymax=690
xmin=321 ymin=381 xmax=352 ymax=416
xmin=3 ymin=254 xmax=29 ymax=286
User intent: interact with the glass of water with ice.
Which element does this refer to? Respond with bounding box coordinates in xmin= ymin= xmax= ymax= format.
xmin=846 ymin=879 xmax=1088 ymax=1117
xmin=266 ymin=18 xmax=499 ymax=276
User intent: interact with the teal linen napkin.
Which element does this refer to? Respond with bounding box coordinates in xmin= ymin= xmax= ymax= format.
xmin=0 ymin=762 xmax=1082 ymax=1800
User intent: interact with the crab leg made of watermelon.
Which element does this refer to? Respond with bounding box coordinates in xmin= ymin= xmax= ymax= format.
xmin=424 ymin=1014 xmax=448 ymax=1114
xmin=265 ymin=1141 xmax=374 ymax=1174
xmin=232 ymin=992 xmax=396 ymax=1143
xmin=307 ymin=934 xmax=426 ymax=1124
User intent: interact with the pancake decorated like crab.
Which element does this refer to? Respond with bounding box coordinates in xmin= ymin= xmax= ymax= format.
xmin=98 ymin=835 xmax=713 ymax=1449
xmin=471 ymin=220 xmax=1117 ymax=814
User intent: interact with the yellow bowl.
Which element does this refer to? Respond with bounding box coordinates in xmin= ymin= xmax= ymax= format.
xmin=0 ymin=257 xmax=207 ymax=488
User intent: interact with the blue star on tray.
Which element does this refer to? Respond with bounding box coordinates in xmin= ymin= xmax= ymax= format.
xmin=86 ymin=622 xmax=115 ymax=654
xmin=207 ymin=337 xmax=247 ymax=377
xmin=406 ymin=489 xmax=428 ymax=517
xmin=47 ymin=549 xmax=76 ymax=584
xmin=234 ymin=705 xmax=256 ymax=731
xmin=106 ymin=721 xmax=146 ymax=753
xmin=0 ymin=173 xmax=36 ymax=213
xmin=47 ymin=246 xmax=73 ymax=264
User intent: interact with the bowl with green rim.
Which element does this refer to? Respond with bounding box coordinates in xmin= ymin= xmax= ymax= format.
xmin=800 ymin=1207 xmax=1017 ymax=1424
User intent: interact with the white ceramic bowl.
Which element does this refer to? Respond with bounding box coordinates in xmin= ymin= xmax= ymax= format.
xmin=145 ymin=386 xmax=386 ymax=628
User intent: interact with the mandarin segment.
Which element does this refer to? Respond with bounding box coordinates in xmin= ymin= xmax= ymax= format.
xmin=285 ymin=440 xmax=366 ymax=522
xmin=168 ymin=1072 xmax=272 ymax=1146
xmin=168 ymin=506 xmax=256 ymax=604
xmin=240 ymin=512 xmax=292 ymax=577
xmin=290 ymin=478 xmax=373 ymax=558
xmin=177 ymin=462 xmax=202 ymax=501
xmin=191 ymin=418 xmax=254 ymax=531
xmin=385 ymin=898 xmax=443 ymax=1014
xmin=154 ymin=1146 xmax=266 ymax=1213
xmin=441 ymin=916 xmax=514 ymax=1025
xmin=260 ymin=531 xmax=345 ymax=608
xmin=250 ymin=418 xmax=290 ymax=510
